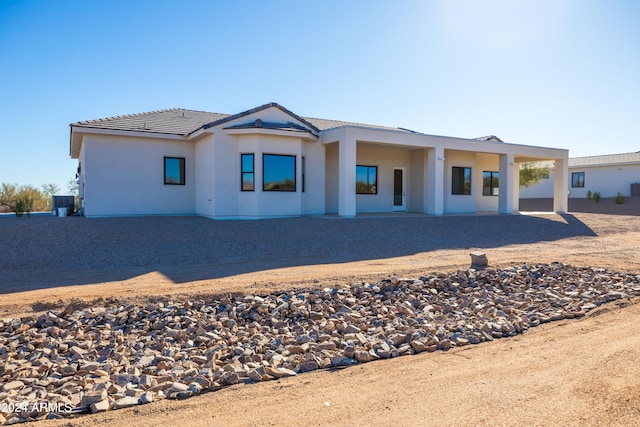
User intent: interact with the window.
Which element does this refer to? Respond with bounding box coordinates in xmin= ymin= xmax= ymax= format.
xmin=572 ymin=172 xmax=585 ymax=188
xmin=356 ymin=165 xmax=377 ymax=194
xmin=263 ymin=154 xmax=296 ymax=191
xmin=301 ymin=156 xmax=305 ymax=193
xmin=482 ymin=171 xmax=499 ymax=196
xmin=164 ymin=157 xmax=185 ymax=185
xmin=241 ymin=154 xmax=255 ymax=191
xmin=452 ymin=167 xmax=471 ymax=195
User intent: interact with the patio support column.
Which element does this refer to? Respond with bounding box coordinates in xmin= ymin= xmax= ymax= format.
xmin=498 ymin=153 xmax=515 ymax=214
xmin=338 ymin=130 xmax=356 ymax=217
xmin=512 ymin=161 xmax=521 ymax=212
xmin=426 ymin=146 xmax=444 ymax=215
xmin=553 ymin=157 xmax=568 ymax=213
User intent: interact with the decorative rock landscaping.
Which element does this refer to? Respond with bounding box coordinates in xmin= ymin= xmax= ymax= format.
xmin=1 ymin=263 xmax=639 ymax=424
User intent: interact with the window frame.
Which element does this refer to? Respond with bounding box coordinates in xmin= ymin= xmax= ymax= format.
xmin=240 ymin=153 xmax=255 ymax=191
xmin=356 ymin=165 xmax=378 ymax=195
xmin=262 ymin=153 xmax=296 ymax=192
xmin=482 ymin=171 xmax=499 ymax=196
xmin=451 ymin=166 xmax=471 ymax=195
xmin=164 ymin=157 xmax=185 ymax=185
xmin=571 ymin=172 xmax=585 ymax=188
xmin=301 ymin=156 xmax=305 ymax=193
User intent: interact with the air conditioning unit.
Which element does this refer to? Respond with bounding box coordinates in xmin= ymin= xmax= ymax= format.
xmin=52 ymin=195 xmax=75 ymax=216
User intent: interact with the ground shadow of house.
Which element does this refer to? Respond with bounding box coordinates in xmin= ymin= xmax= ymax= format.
xmin=0 ymin=214 xmax=598 ymax=292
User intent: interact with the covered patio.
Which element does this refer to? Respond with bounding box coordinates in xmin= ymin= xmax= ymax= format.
xmin=321 ymin=126 xmax=568 ymax=217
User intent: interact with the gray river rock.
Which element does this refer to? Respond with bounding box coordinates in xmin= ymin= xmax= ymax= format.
xmin=1 ymin=263 xmax=639 ymax=424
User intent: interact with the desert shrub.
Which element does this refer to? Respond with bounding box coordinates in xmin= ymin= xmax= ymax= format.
xmin=1 ymin=182 xmax=58 ymax=213
xmin=14 ymin=195 xmax=33 ymax=217
xmin=586 ymin=190 xmax=592 ymax=200
xmin=519 ymin=162 xmax=552 ymax=189
xmin=14 ymin=198 xmax=24 ymax=217
xmin=615 ymin=192 xmax=624 ymax=204
xmin=593 ymin=192 xmax=601 ymax=203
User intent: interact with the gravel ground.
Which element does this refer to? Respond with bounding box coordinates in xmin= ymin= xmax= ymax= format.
xmin=0 ymin=213 xmax=610 ymax=287
xmin=1 ymin=209 xmax=640 ymax=426
xmin=2 ymin=204 xmax=640 ymax=293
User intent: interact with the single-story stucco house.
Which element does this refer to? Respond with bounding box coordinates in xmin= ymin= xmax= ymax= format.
xmin=519 ymin=151 xmax=640 ymax=199
xmin=69 ymin=102 xmax=569 ymax=219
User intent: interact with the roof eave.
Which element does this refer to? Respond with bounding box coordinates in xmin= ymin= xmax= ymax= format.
xmin=71 ymin=125 xmax=189 ymax=139
xmin=223 ymin=127 xmax=318 ymax=141
xmin=69 ymin=125 xmax=191 ymax=159
xmin=70 ymin=125 xmax=81 ymax=159
xmin=570 ymin=160 xmax=640 ymax=168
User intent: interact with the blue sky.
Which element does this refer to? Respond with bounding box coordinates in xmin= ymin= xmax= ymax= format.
xmin=1 ymin=0 xmax=639 ymax=193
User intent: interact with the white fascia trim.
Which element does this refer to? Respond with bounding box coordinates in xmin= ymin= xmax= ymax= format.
xmin=188 ymin=128 xmax=209 ymax=140
xmin=326 ymin=125 xmax=569 ymax=155
xmin=71 ymin=126 xmax=188 ymax=141
xmin=320 ymin=125 xmax=426 ymax=146
xmin=442 ymin=138 xmax=568 ymax=157
xmin=320 ymin=125 xmax=567 ymax=159
xmin=569 ymin=161 xmax=640 ymax=169
xmin=70 ymin=126 xmax=192 ymax=158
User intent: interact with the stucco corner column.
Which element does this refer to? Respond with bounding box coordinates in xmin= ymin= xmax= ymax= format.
xmin=338 ymin=132 xmax=356 ymax=217
xmin=512 ymin=161 xmax=521 ymax=212
xmin=553 ymin=157 xmax=569 ymax=213
xmin=425 ymin=146 xmax=444 ymax=215
xmin=498 ymin=153 xmax=515 ymax=214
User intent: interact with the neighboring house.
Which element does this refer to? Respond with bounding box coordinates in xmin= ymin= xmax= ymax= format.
xmin=519 ymin=152 xmax=640 ymax=199
xmin=70 ymin=102 xmax=569 ymax=219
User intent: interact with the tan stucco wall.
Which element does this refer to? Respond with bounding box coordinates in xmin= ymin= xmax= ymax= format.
xmin=474 ymin=153 xmax=501 ymax=212
xmin=199 ymin=108 xmax=325 ymax=219
xmin=569 ymin=164 xmax=640 ymax=198
xmin=444 ymin=150 xmax=476 ymax=213
xmin=520 ymin=163 xmax=640 ymax=199
xmin=194 ymin=134 xmax=216 ymax=217
xmin=408 ymin=149 xmax=426 ymax=212
xmin=354 ymin=144 xmax=412 ymax=213
xmin=325 ymin=143 xmax=339 ymax=214
xmin=82 ymin=134 xmax=195 ymax=217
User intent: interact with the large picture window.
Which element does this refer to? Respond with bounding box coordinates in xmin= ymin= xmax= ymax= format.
xmin=572 ymin=172 xmax=585 ymax=188
xmin=452 ymin=166 xmax=471 ymax=195
xmin=482 ymin=171 xmax=499 ymax=196
xmin=263 ymin=154 xmax=296 ymax=191
xmin=356 ymin=165 xmax=377 ymax=194
xmin=241 ymin=153 xmax=255 ymax=191
xmin=164 ymin=157 xmax=185 ymax=185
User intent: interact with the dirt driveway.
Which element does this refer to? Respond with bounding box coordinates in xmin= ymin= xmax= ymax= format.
xmin=2 ymin=208 xmax=640 ymax=426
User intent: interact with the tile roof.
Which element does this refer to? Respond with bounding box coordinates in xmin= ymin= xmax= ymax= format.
xmin=303 ymin=116 xmax=413 ymax=133
xmin=71 ymin=103 xmax=417 ymax=136
xmin=569 ymin=151 xmax=640 ymax=167
xmin=72 ymin=108 xmax=227 ymax=136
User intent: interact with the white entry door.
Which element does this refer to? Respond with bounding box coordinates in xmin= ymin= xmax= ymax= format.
xmin=393 ymin=168 xmax=406 ymax=211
